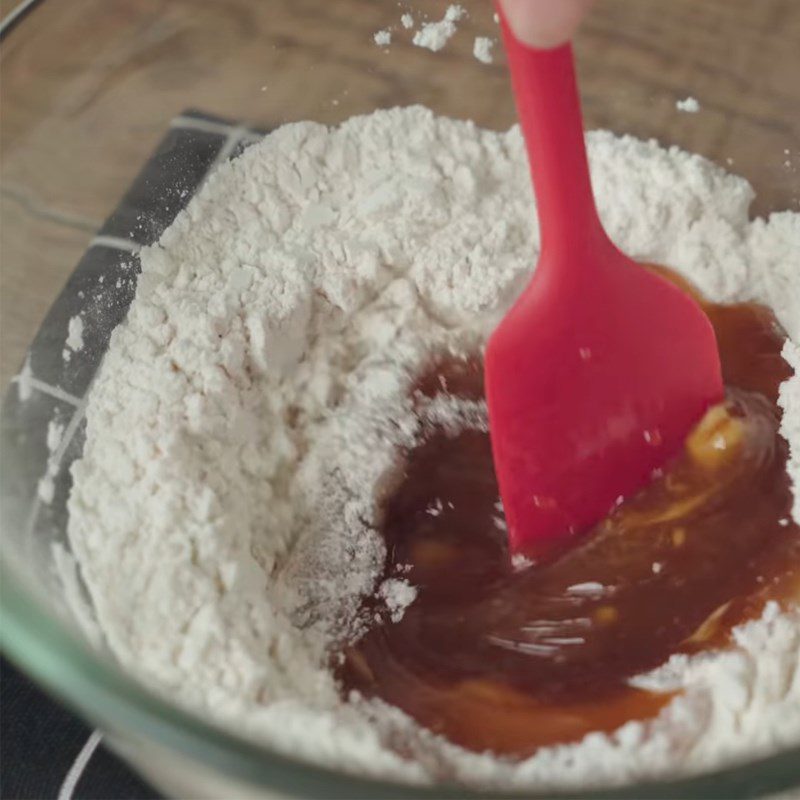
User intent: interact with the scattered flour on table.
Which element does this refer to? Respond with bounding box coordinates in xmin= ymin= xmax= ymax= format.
xmin=61 ymin=316 xmax=83 ymax=362
xmin=373 ymin=29 xmax=391 ymax=47
xmin=62 ymin=315 xmax=84 ymax=363
xmin=63 ymin=106 xmax=800 ymax=789
xmin=473 ymin=36 xmax=495 ymax=64
xmin=413 ymin=4 xmax=465 ymax=52
xmin=66 ymin=315 xmax=84 ymax=352
xmin=401 ymin=13 xmax=414 ymax=30
xmin=677 ymin=96 xmax=701 ymax=113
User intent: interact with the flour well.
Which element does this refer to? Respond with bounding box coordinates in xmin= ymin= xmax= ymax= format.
xmin=65 ymin=106 xmax=800 ymax=789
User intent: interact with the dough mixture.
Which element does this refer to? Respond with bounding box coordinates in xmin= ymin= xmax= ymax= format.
xmin=64 ymin=107 xmax=800 ymax=789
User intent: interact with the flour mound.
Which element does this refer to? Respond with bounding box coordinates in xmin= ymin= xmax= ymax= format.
xmin=65 ymin=106 xmax=800 ymax=788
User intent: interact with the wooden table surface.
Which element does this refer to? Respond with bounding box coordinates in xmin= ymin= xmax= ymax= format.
xmin=1 ymin=0 xmax=798 ymax=391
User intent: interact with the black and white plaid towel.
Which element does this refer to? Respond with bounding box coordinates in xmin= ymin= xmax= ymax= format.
xmin=1 ymin=111 xmax=264 ymax=800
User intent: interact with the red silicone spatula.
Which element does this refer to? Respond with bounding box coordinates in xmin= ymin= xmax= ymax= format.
xmin=486 ymin=13 xmax=724 ymax=558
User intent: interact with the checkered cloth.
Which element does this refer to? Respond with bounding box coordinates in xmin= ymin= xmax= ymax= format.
xmin=1 ymin=111 xmax=263 ymax=800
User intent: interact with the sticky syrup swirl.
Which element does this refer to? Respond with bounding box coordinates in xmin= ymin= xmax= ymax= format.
xmin=338 ymin=270 xmax=800 ymax=757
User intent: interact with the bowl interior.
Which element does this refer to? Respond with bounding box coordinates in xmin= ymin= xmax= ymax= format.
xmin=1 ymin=1 xmax=799 ymax=797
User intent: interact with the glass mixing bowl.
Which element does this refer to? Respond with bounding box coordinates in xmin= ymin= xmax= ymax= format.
xmin=1 ymin=1 xmax=798 ymax=797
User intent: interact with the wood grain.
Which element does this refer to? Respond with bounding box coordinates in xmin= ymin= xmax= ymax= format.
xmin=0 ymin=196 xmax=91 ymax=387
xmin=1 ymin=0 xmax=798 ymax=390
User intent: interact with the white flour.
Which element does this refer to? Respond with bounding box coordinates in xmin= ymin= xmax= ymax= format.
xmin=65 ymin=315 xmax=84 ymax=352
xmin=64 ymin=106 xmax=800 ymax=789
xmin=62 ymin=314 xmax=84 ymax=363
xmin=473 ymin=36 xmax=495 ymax=64
xmin=677 ymin=96 xmax=701 ymax=113
xmin=373 ymin=29 xmax=391 ymax=47
xmin=412 ymin=5 xmax=465 ymax=52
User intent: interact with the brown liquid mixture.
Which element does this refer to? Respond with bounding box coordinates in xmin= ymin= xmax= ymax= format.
xmin=338 ymin=269 xmax=800 ymax=758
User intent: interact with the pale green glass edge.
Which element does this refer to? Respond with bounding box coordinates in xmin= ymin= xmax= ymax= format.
xmin=2 ymin=559 xmax=800 ymax=799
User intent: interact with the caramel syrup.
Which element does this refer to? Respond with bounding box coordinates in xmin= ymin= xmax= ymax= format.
xmin=338 ymin=269 xmax=800 ymax=758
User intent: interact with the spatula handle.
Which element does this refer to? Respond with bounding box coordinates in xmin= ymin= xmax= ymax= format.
xmin=498 ymin=12 xmax=603 ymax=259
